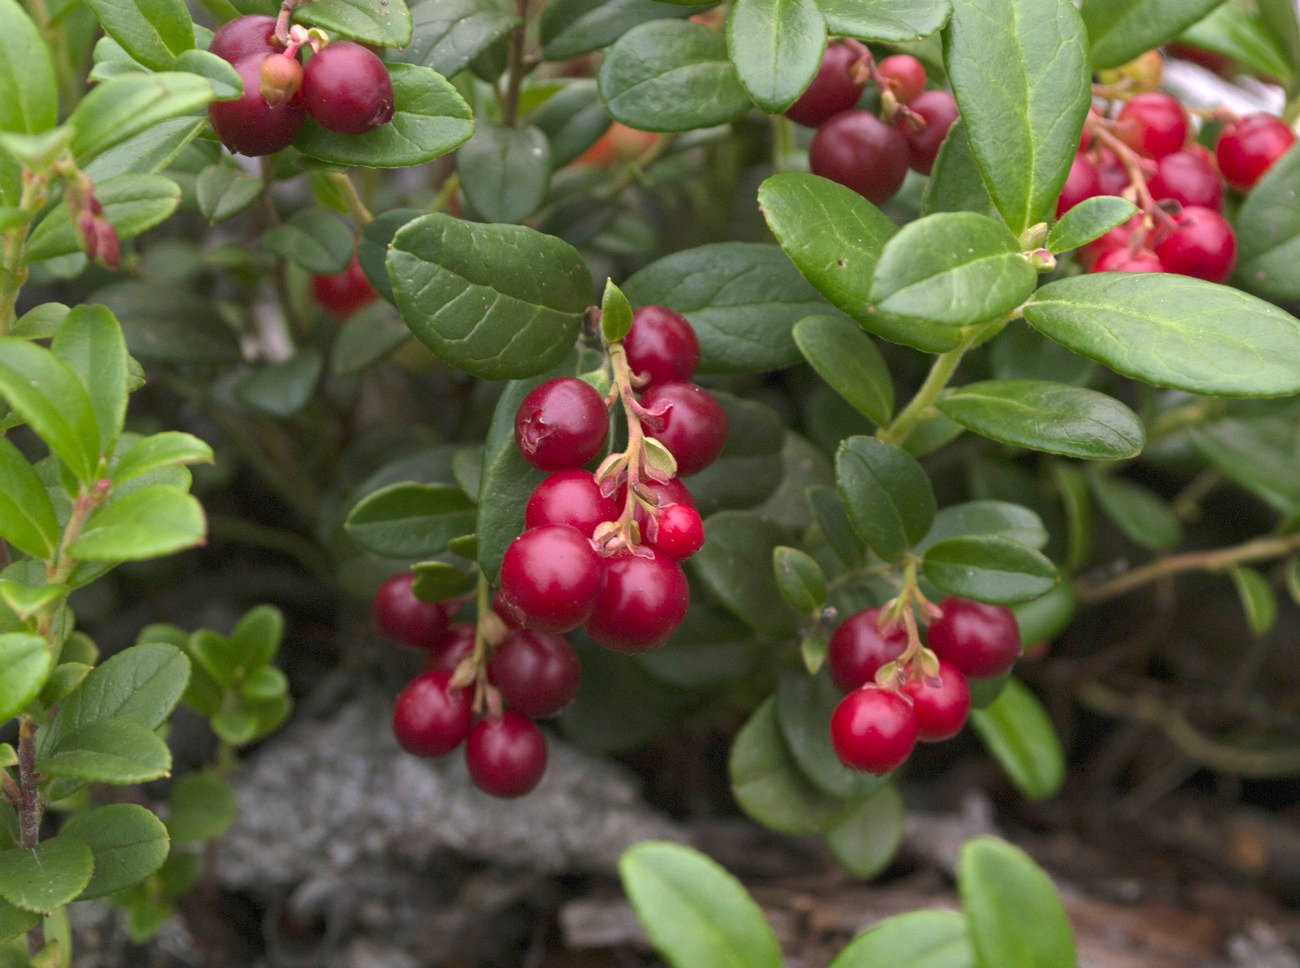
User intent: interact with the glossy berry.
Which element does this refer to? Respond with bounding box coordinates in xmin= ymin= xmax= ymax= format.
xmin=1095 ymin=148 xmax=1130 ymax=196
xmin=1216 ymin=113 xmax=1296 ymax=191
xmin=618 ymin=476 xmax=696 ymax=512
xmin=647 ymin=502 xmax=705 ymax=560
xmin=1116 ymin=92 xmax=1187 ymax=159
xmin=830 ymin=687 xmax=917 ymax=775
xmin=639 ymin=381 xmax=727 ymax=476
xmin=827 ymin=607 xmax=908 ymax=693
xmin=785 ymin=43 xmax=866 ymax=127
xmin=424 ymin=623 xmax=475 ymax=674
xmin=492 ymin=589 xmax=522 ymax=629
xmin=499 ymin=525 xmax=605 ymax=633
xmin=900 ymin=661 xmax=971 ymax=741
xmin=525 ymin=469 xmax=619 ymax=537
xmin=373 ymin=572 xmax=449 ymax=648
xmin=209 ymin=14 xmax=279 ymax=65
xmin=1148 ymin=149 xmax=1223 ymax=210
xmin=301 ymin=41 xmax=395 ymax=134
xmin=1080 ymin=214 xmax=1142 ymax=268
xmin=877 ymin=54 xmax=927 ymax=105
xmin=313 ymin=254 xmax=378 ymax=317
xmin=391 ymin=672 xmax=472 ymax=757
xmin=209 ymin=54 xmax=306 ymax=156
xmin=465 ymin=712 xmax=547 ymax=798
xmin=584 ymin=549 xmax=689 ymax=653
xmin=1055 ymin=152 xmax=1102 ymax=218
xmin=809 ymin=110 xmax=910 ymax=204
xmin=515 ymin=377 xmax=609 ymax=471
xmin=1153 ymin=205 xmax=1236 ymax=282
xmin=488 ymin=629 xmax=581 ymax=718
xmin=624 ymin=305 xmax=700 ymax=386
xmin=1092 ymin=247 xmax=1163 ymax=273
xmin=926 ymin=597 xmax=1021 ymax=679
xmin=897 ymin=89 xmax=959 ymax=175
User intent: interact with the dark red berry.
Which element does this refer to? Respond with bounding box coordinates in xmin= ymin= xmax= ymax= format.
xmin=465 ymin=712 xmax=547 ymax=798
xmin=373 ymin=572 xmax=449 ymax=648
xmin=391 ymin=671 xmax=472 ymax=757
xmin=830 ymin=686 xmax=917 ymax=774
xmin=647 ymin=502 xmax=704 ymax=560
xmin=877 ymin=54 xmax=926 ymax=105
xmin=423 ymin=623 xmax=476 ymax=674
xmin=525 ymin=469 xmax=619 ymax=537
xmin=499 ymin=525 xmax=606 ymax=633
xmin=827 ymin=607 xmax=908 ymax=693
xmin=1153 ymin=205 xmax=1236 ymax=282
xmin=515 ymin=377 xmax=609 ymax=471
xmin=1116 ymin=92 xmax=1187 ymax=159
xmin=639 ymin=382 xmax=727 ymax=477
xmin=900 ymin=661 xmax=970 ymax=741
xmin=624 ymin=305 xmax=700 ymax=386
xmin=1092 ymin=247 xmax=1163 ymax=273
xmin=209 ymin=54 xmax=306 ymax=156
xmin=583 ymin=548 xmax=689 ymax=653
xmin=809 ymin=110 xmax=910 ymax=204
xmin=1148 ymin=149 xmax=1223 ymax=210
xmin=313 ymin=254 xmax=378 ymax=318
xmin=1094 ymin=148 xmax=1130 ymax=196
xmin=488 ymin=629 xmax=581 ymax=717
xmin=896 ymin=89 xmax=958 ymax=175
xmin=209 ymin=14 xmax=279 ymax=65
xmin=926 ymin=597 xmax=1021 ymax=679
xmin=301 ymin=41 xmax=395 ymax=134
xmin=1055 ymin=152 xmax=1102 ymax=218
xmin=785 ymin=43 xmax=866 ymax=128
xmin=1216 ymin=113 xmax=1296 ymax=191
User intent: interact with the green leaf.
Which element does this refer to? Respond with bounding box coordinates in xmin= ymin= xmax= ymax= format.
xmin=917 ymin=500 xmax=1048 ymax=553
xmin=388 ymin=213 xmax=591 ymax=379
xmin=411 ymin=561 xmax=477 ymax=602
xmin=936 ymin=379 xmax=1144 ymax=459
xmin=619 ymin=842 xmax=782 ymax=968
xmin=541 ymin=0 xmax=706 ymax=60
xmin=1082 ymin=0 xmax=1226 ymax=69
xmin=772 ymin=546 xmax=827 ymax=613
xmin=922 ymin=535 xmax=1058 ymax=604
xmin=296 ymin=0 xmax=413 ymax=47
xmin=758 ymin=173 xmax=960 ymax=353
xmin=830 ymin=910 xmax=974 ymax=968
xmin=1181 ymin=5 xmax=1293 ymax=81
xmin=817 ymin=0 xmax=950 ymax=42
xmin=823 ymin=784 xmax=905 ymax=880
xmin=529 ymin=80 xmax=612 ymax=167
xmin=835 ymin=436 xmax=935 ymax=563
xmin=60 ymin=804 xmax=169 ymax=899
xmin=1236 ymin=143 xmax=1300 ymax=303
xmin=50 ymin=305 xmax=129 ymax=461
xmin=0 ymin=0 xmax=58 ymax=135
xmin=0 ymin=437 xmax=59 ymax=558
xmin=195 ymin=165 xmax=262 ymax=223
xmin=457 ymin=124 xmax=551 ymax=224
xmin=969 ymin=680 xmax=1065 ymax=800
xmin=726 ymin=0 xmax=826 ymax=114
xmin=0 ymin=839 xmax=93 ymax=913
xmin=598 ymin=20 xmax=752 ymax=132
xmin=24 ymin=173 xmax=180 ymax=264
xmin=1023 ymin=273 xmax=1300 ymax=397
xmin=1258 ymin=0 xmax=1300 ymax=76
xmin=690 ymin=512 xmax=800 ymax=640
xmin=330 ymin=302 xmax=411 ymax=375
xmin=0 ymin=581 xmax=65 ymax=623
xmin=1047 ymin=196 xmax=1137 ymax=253
xmin=777 ymin=670 xmax=881 ymax=798
xmin=959 ymin=837 xmax=1076 ymax=968
xmin=84 ymin=0 xmax=193 ymax=70
xmin=0 ymin=338 xmax=100 ymax=483
xmin=0 ymin=897 xmax=38 ymax=941
xmin=294 ymin=64 xmax=473 ymax=168
xmin=1189 ymin=409 xmax=1300 ymax=516
xmin=167 ymin=771 xmax=236 ymax=844
xmin=870 ymin=213 xmax=1037 ymax=327
xmin=111 ymin=432 xmax=213 ymax=485
xmin=600 ymin=278 xmax=633 ymax=343
xmin=262 ymin=210 xmax=354 ymax=274
xmin=173 ymin=48 xmax=243 ymax=99
xmin=41 ymin=718 xmax=172 ymax=784
xmin=67 ymin=485 xmax=205 ymax=561
xmin=395 ymin=0 xmax=518 ymax=77
xmin=99 ymin=281 xmax=240 ymax=363
xmin=793 ymin=314 xmax=893 ymax=426
xmin=1087 ymin=473 xmax=1181 ymax=551
xmin=10 ymin=303 xmax=69 ymax=340
xmin=944 ymin=0 xmax=1091 ymax=233
xmin=1011 ymin=579 xmax=1076 ymax=647
xmin=623 ymin=242 xmax=826 ymax=372
xmin=38 ymin=661 xmax=90 ymax=707
xmin=69 ymin=72 xmax=216 ymax=164
xmin=923 ymin=120 xmax=997 ymax=218
xmin=681 ymin=391 xmax=785 ymax=515
xmin=0 ymin=634 xmax=51 ymax=721
xmin=345 ymin=482 xmax=477 ymax=558
xmin=233 ymin=349 xmax=324 ymax=417
xmin=1230 ymin=565 xmax=1277 ymax=636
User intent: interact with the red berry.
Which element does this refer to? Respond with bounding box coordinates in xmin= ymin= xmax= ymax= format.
xmin=1148 ymin=149 xmax=1223 ymax=210
xmin=1153 ymin=205 xmax=1236 ymax=282
xmin=525 ymin=469 xmax=619 ymax=537
xmin=515 ymin=377 xmax=609 ymax=471
xmin=900 ymin=661 xmax=970 ymax=741
xmin=809 ymin=110 xmax=910 ymax=204
xmin=499 ymin=525 xmax=606 ymax=633
xmin=785 ymin=43 xmax=866 ymax=128
xmin=618 ymin=476 xmax=696 ymax=512
xmin=647 ymin=502 xmax=704 ymax=560
xmin=926 ymin=597 xmax=1021 ymax=679
xmin=313 ymin=254 xmax=378 ymax=318
xmin=639 ymin=382 xmax=727 ymax=477
xmin=827 ymin=607 xmax=908 ymax=693
xmin=583 ymin=548 xmax=689 ymax=653
xmin=624 ymin=305 xmax=700 ymax=386
xmin=391 ymin=671 xmax=472 ymax=757
xmin=492 ymin=589 xmax=522 ymax=629
xmin=373 ymin=572 xmax=449 ymax=648
xmin=1094 ymin=148 xmax=1130 ymax=196
xmin=896 ymin=89 xmax=959 ymax=175
xmin=1092 ymin=247 xmax=1163 ymax=273
xmin=877 ymin=54 xmax=927 ymax=105
xmin=423 ymin=623 xmax=476 ymax=674
xmin=488 ymin=630 xmax=581 ymax=718
xmin=1055 ymin=152 xmax=1102 ymax=218
xmin=1080 ymin=213 xmax=1142 ymax=268
xmin=209 ymin=54 xmax=306 ymax=156
xmin=465 ymin=712 xmax=548 ymax=798
xmin=830 ymin=686 xmax=917 ymax=775
xmin=1216 ymin=113 xmax=1296 ymax=191
xmin=209 ymin=14 xmax=279 ymax=65
xmin=1116 ymin=92 xmax=1187 ymax=159
xmin=301 ymin=41 xmax=395 ymax=134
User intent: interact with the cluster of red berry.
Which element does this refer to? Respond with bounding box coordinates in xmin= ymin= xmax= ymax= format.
xmin=828 ymin=598 xmax=1021 ymax=775
xmin=789 ymin=42 xmax=958 ymax=205
xmin=208 ymin=15 xmax=396 ymax=156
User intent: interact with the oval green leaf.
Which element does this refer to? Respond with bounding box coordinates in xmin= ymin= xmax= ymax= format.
xmin=0 ymin=0 xmax=58 ymax=135
xmin=817 ymin=0 xmax=951 ymax=41
xmin=84 ymin=0 xmax=193 ymax=71
xmin=345 ymin=482 xmax=477 ymax=559
xmin=457 ymin=123 xmax=551 ymax=224
xmin=69 ymin=72 xmax=216 ymax=164
xmin=772 ymin=546 xmax=828 ymax=613
xmin=923 ymin=119 xmax=997 ymax=218
xmin=831 ymin=910 xmax=973 ymax=968
xmin=0 ymin=437 xmax=59 ymax=558
xmin=0 ymin=337 xmax=100 ymax=483
xmin=60 ymin=804 xmax=170 ymax=899
xmin=1230 ymin=564 xmax=1278 ymax=636
xmin=542 ymin=0 xmax=706 ymax=60
xmin=51 ymin=304 xmax=130 ymax=459
xmin=166 ymin=771 xmax=237 ymax=844
xmin=396 ymin=0 xmax=519 ymax=77
xmin=1087 ymin=472 xmax=1181 ymax=551
xmin=296 ymin=0 xmax=413 ymax=47
xmin=1046 ymin=195 xmax=1137 ymax=253
xmin=1081 ymin=0 xmax=1225 ymax=69
xmin=917 ymin=499 xmax=1048 ymax=553
xmin=777 ymin=670 xmax=881 ymax=799
xmin=0 ymin=838 xmax=93 ymax=913
xmin=0 ymin=634 xmax=52 ymax=722
xmin=67 ymin=485 xmax=206 ymax=561
xmin=726 ymin=0 xmax=826 ymax=114
xmin=835 ymin=436 xmax=936 ymax=563
xmin=968 ymin=679 xmax=1065 ymax=800
xmin=823 ymin=783 xmax=904 ymax=880
xmin=959 ymin=837 xmax=1076 ymax=967
xmin=261 ymin=209 xmax=354 ymax=274
xmin=793 ymin=314 xmax=894 ymax=426
xmin=922 ymin=535 xmax=1058 ymax=604
xmin=1235 ymin=142 xmax=1300 ymax=302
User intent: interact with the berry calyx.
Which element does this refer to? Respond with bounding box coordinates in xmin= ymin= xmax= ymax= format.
xmin=647 ymin=502 xmax=704 ymax=560
xmin=1055 ymin=152 xmax=1102 ymax=218
xmin=896 ymin=89 xmax=959 ymax=175
xmin=1148 ymin=149 xmax=1223 ymax=210
xmin=583 ymin=548 xmax=689 ymax=653
xmin=785 ymin=43 xmax=866 ymax=128
xmin=809 ymin=110 xmax=910 ymax=204
xmin=624 ymin=305 xmax=700 ymax=386
xmin=1215 ymin=113 xmax=1296 ymax=191
xmin=301 ymin=41 xmax=395 ymax=134
xmin=260 ymin=51 xmax=303 ymax=106
xmin=830 ymin=686 xmax=917 ymax=775
xmin=313 ymin=254 xmax=378 ymax=318
xmin=638 ymin=381 xmax=727 ymax=476
xmin=499 ymin=525 xmax=606 ymax=633
xmin=877 ymin=54 xmax=927 ymax=105
xmin=373 ymin=572 xmax=449 ymax=648
xmin=423 ymin=623 xmax=475 ymax=674
xmin=487 ymin=630 xmax=581 ymax=718
xmin=391 ymin=671 xmax=472 ymax=757
xmin=827 ymin=607 xmax=908 ymax=693
xmin=209 ymin=15 xmax=280 ymax=65
xmin=926 ymin=597 xmax=1022 ymax=679
xmin=209 ymin=54 xmax=306 ymax=156
xmin=1116 ymin=92 xmax=1187 ymax=159
xmin=525 ymin=469 xmax=619 ymax=537
xmin=514 ymin=377 xmax=609 ymax=471
xmin=900 ymin=661 xmax=971 ymax=741
xmin=465 ymin=712 xmax=548 ymax=798
xmin=1153 ymin=205 xmax=1236 ymax=282
xmin=1092 ymin=247 xmax=1163 ymax=273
